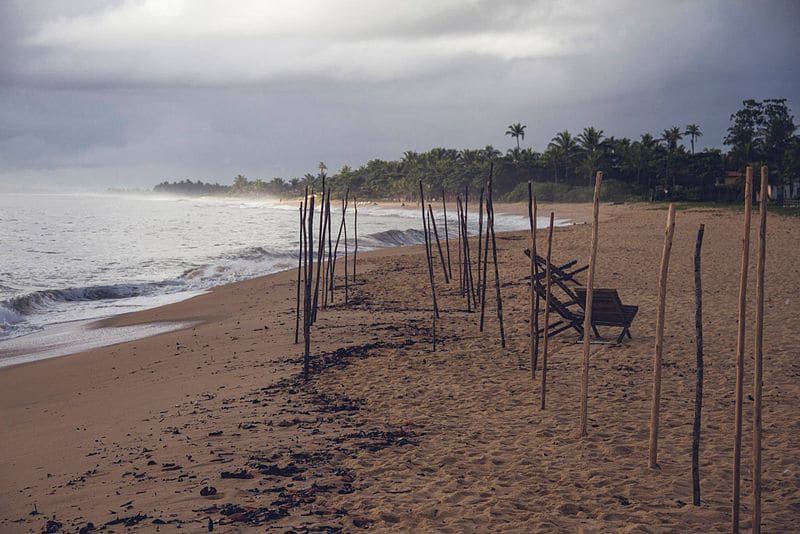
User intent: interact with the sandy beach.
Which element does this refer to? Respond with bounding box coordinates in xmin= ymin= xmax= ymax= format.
xmin=1 ymin=202 xmax=798 ymax=532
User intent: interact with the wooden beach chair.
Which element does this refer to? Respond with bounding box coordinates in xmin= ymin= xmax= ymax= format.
xmin=523 ymin=248 xmax=589 ymax=284
xmin=529 ymin=268 xmax=586 ymax=339
xmin=574 ymin=287 xmax=638 ymax=344
xmin=524 ymin=249 xmax=637 ymax=344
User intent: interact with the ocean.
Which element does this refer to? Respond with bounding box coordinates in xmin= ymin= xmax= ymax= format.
xmin=0 ymin=192 xmax=565 ymax=364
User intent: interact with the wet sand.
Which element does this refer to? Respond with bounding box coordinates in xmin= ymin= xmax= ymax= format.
xmin=1 ymin=202 xmax=798 ymax=532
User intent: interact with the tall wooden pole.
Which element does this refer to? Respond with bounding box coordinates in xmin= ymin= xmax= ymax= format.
xmin=692 ymin=223 xmax=705 ymax=506
xmin=330 ymin=198 xmax=345 ymax=303
xmin=303 ymin=194 xmax=315 ymax=380
xmin=457 ymin=197 xmax=463 ymax=292
xmin=419 ymin=180 xmax=438 ymax=350
xmin=477 ymin=187 xmax=485 ymax=297
xmin=732 ymin=166 xmax=753 ymax=532
xmin=648 ymin=203 xmax=676 ymax=468
xmin=488 ymin=178 xmax=506 ymax=348
xmin=330 ymin=189 xmax=349 ymax=304
xmin=479 ymin=166 xmax=493 ymax=332
xmin=540 ymin=212 xmax=555 ymax=409
xmin=464 ymin=186 xmax=476 ymax=306
xmin=457 ymin=196 xmax=472 ymax=312
xmin=752 ymin=166 xmax=768 ymax=534
xmin=580 ymin=171 xmax=603 ymax=437
xmin=353 ymin=196 xmax=358 ymax=284
xmin=528 ymin=182 xmax=539 ymax=379
xmin=343 ymin=192 xmax=349 ymax=304
xmin=294 ymin=200 xmax=306 ymax=344
xmin=428 ymin=205 xmax=449 ymax=283
xmin=323 ymin=190 xmax=332 ymax=308
xmin=442 ymin=189 xmax=453 ymax=280
xmin=479 ymin=194 xmax=490 ymax=331
xmin=312 ymin=184 xmax=326 ymax=323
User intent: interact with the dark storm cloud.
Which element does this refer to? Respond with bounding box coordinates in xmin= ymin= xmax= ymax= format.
xmin=0 ymin=0 xmax=798 ymax=188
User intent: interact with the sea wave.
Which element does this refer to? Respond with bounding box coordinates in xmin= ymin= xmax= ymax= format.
xmin=358 ymin=228 xmax=426 ymax=248
xmin=0 ymin=281 xmax=184 ymax=318
xmin=0 ymin=210 xmax=557 ymax=340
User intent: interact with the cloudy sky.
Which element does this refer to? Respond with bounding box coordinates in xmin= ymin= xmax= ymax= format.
xmin=1 ymin=0 xmax=798 ymax=189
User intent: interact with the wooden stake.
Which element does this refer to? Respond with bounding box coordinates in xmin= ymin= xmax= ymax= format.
xmin=312 ymin=184 xmax=326 ymax=323
xmin=428 ymin=205 xmax=449 ymax=283
xmin=442 ymin=189 xmax=453 ymax=280
xmin=464 ymin=186 xmax=476 ymax=306
xmin=303 ymin=194 xmax=315 ymax=380
xmin=352 ymin=197 xmax=358 ymax=284
xmin=477 ymin=187 xmax=485 ymax=297
xmin=488 ymin=177 xmax=506 ymax=348
xmin=457 ymin=196 xmax=463 ymax=292
xmin=343 ymin=193 xmax=349 ymax=304
xmin=323 ymin=190 xmax=332 ymax=308
xmin=457 ymin=196 xmax=471 ymax=312
xmin=752 ymin=166 xmax=768 ymax=534
xmin=692 ymin=223 xmax=705 ymax=506
xmin=648 ymin=203 xmax=676 ymax=468
xmin=419 ymin=180 xmax=438 ymax=350
xmin=732 ymin=166 xmax=753 ymax=532
xmin=580 ymin=171 xmax=603 ymax=437
xmin=540 ymin=212 xmax=555 ymax=409
xmin=479 ymin=167 xmax=493 ymax=332
xmin=528 ymin=182 xmax=539 ymax=379
xmin=294 ymin=200 xmax=306 ymax=344
xmin=330 ymin=189 xmax=349 ymax=303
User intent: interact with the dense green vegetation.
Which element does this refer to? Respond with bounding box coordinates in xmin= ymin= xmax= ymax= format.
xmin=154 ymin=179 xmax=228 ymax=195
xmin=154 ymin=99 xmax=799 ymax=203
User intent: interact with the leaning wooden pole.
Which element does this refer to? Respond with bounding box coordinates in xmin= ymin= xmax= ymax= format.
xmin=428 ymin=205 xmax=449 ymax=283
xmin=580 ymin=171 xmax=603 ymax=437
xmin=732 ymin=166 xmax=753 ymax=532
xmin=488 ymin=180 xmax=506 ymax=348
xmin=752 ymin=166 xmax=768 ymax=534
xmin=464 ymin=186 xmax=476 ymax=306
xmin=477 ymin=187 xmax=485 ymax=296
xmin=442 ymin=189 xmax=453 ymax=280
xmin=528 ymin=182 xmax=539 ymax=379
xmin=343 ymin=193 xmax=349 ymax=304
xmin=303 ymin=194 xmax=315 ymax=380
xmin=323 ymin=190 xmax=332 ymax=308
xmin=692 ymin=223 xmax=706 ymax=506
xmin=312 ymin=185 xmax=326 ymax=323
xmin=419 ymin=180 xmax=438 ymax=350
xmin=330 ymin=188 xmax=349 ymax=304
xmin=294 ymin=200 xmax=306 ymax=344
xmin=457 ymin=196 xmax=463 ymax=292
xmin=352 ymin=196 xmax=358 ymax=284
xmin=479 ymin=176 xmax=492 ymax=332
xmin=540 ymin=212 xmax=555 ymax=409
xmin=648 ymin=203 xmax=676 ymax=468
xmin=457 ymin=196 xmax=471 ymax=312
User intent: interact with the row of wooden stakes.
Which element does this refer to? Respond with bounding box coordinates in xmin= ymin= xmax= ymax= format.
xmin=294 ymin=180 xmax=358 ymax=380
xmin=417 ymin=166 xmax=769 ymax=533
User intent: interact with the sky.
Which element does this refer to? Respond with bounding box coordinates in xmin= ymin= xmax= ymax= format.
xmin=0 ymin=0 xmax=798 ymax=190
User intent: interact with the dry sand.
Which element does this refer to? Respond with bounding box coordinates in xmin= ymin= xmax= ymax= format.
xmin=1 ymin=202 xmax=798 ymax=532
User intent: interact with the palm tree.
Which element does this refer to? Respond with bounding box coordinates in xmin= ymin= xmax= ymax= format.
xmin=684 ymin=124 xmax=702 ymax=154
xmin=660 ymin=126 xmax=683 ymax=151
xmin=659 ymin=127 xmax=684 ymax=191
xmin=505 ymin=123 xmax=527 ymax=150
xmin=577 ymin=126 xmax=606 ymax=184
xmin=547 ymin=130 xmax=579 ymax=184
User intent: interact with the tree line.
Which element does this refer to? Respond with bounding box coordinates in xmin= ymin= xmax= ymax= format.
xmin=154 ymin=99 xmax=798 ymax=203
